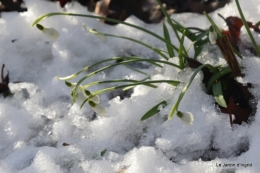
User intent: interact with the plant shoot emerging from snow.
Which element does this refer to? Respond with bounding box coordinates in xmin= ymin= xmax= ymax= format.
xmin=32 ymin=0 xmax=257 ymax=126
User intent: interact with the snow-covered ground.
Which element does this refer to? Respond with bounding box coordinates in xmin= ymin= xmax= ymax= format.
xmin=0 ymin=0 xmax=260 ymax=172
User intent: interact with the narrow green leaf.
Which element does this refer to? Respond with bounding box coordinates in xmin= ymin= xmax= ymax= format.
xmin=206 ymin=67 xmax=232 ymax=92
xmin=185 ymin=27 xmax=206 ymax=32
xmin=122 ymin=77 xmax=150 ymax=91
xmin=255 ymin=21 xmax=260 ymax=26
xmin=203 ymin=12 xmax=223 ymax=37
xmin=156 ymin=0 xmax=188 ymax=60
xmin=166 ymin=81 xmax=180 ymax=86
xmin=82 ymin=79 xmax=157 ymax=90
xmin=101 ymin=149 xmax=107 ymax=156
xmin=124 ymin=65 xmax=150 ymax=76
xmin=80 ymin=80 xmax=180 ymax=108
xmin=178 ymin=29 xmax=186 ymax=69
xmin=141 ymin=101 xmax=167 ymax=121
xmin=57 ymin=56 xmax=136 ymax=81
xmin=187 ymin=30 xmax=209 ymax=52
xmin=168 ymin=18 xmax=207 ymax=58
xmin=163 ymin=22 xmax=174 ymax=57
xmin=234 ymin=0 xmax=260 ymax=57
xmin=170 ymin=19 xmax=199 ymax=41
xmin=212 ymin=82 xmax=227 ymax=108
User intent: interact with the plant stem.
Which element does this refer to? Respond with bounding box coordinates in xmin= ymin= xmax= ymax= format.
xmin=168 ymin=64 xmax=215 ymax=119
xmin=235 ymin=0 xmax=260 ymax=57
xmin=80 ymin=80 xmax=180 ymax=108
xmin=72 ymin=58 xmax=182 ymax=103
xmin=32 ymin=12 xmax=178 ymax=52
xmin=1 ymin=64 xmax=5 ymax=85
xmin=82 ymin=79 xmax=158 ymax=89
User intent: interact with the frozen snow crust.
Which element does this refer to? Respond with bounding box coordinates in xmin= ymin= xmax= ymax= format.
xmin=0 ymin=0 xmax=260 ymax=172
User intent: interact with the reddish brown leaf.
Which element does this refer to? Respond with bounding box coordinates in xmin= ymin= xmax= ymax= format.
xmin=221 ymin=97 xmax=251 ymax=125
xmin=59 ymin=0 xmax=68 ymax=7
xmin=218 ymin=14 xmax=260 ymax=51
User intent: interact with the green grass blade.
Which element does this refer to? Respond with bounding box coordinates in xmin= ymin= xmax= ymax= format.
xmin=82 ymin=79 xmax=157 ymax=89
xmin=178 ymin=30 xmax=186 ymax=69
xmin=156 ymin=0 xmax=182 ymax=51
xmin=234 ymin=0 xmax=260 ymax=57
xmin=206 ymin=67 xmax=232 ymax=92
xmin=141 ymin=100 xmax=168 ymax=121
xmin=170 ymin=19 xmax=207 ymax=58
xmin=163 ymin=22 xmax=175 ymax=57
xmin=57 ymin=56 xmax=138 ymax=81
xmin=185 ymin=27 xmax=206 ymax=32
xmin=122 ymin=77 xmax=150 ymax=91
xmin=187 ymin=30 xmax=209 ymax=52
xmin=124 ymin=65 xmax=150 ymax=76
xmin=203 ymin=12 xmax=222 ymax=37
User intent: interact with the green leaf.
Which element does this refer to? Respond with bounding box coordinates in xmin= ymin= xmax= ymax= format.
xmin=124 ymin=65 xmax=150 ymax=76
xmin=122 ymin=77 xmax=150 ymax=91
xmin=83 ymin=24 xmax=169 ymax=60
xmin=167 ymin=18 xmax=207 ymax=59
xmin=234 ymin=0 xmax=260 ymax=57
xmin=178 ymin=29 xmax=186 ymax=68
xmin=212 ymin=82 xmax=227 ymax=108
xmin=255 ymin=21 xmax=260 ymax=26
xmin=206 ymin=67 xmax=232 ymax=92
xmin=185 ymin=27 xmax=206 ymax=32
xmin=163 ymin=22 xmax=174 ymax=57
xmin=141 ymin=100 xmax=168 ymax=121
xmin=100 ymin=149 xmax=107 ymax=156
xmin=203 ymin=12 xmax=223 ymax=37
xmin=186 ymin=30 xmax=209 ymax=59
xmin=166 ymin=81 xmax=180 ymax=86
xmin=32 ymin=12 xmax=179 ymax=53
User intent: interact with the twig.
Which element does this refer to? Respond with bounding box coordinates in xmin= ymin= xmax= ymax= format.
xmin=1 ymin=64 xmax=5 ymax=85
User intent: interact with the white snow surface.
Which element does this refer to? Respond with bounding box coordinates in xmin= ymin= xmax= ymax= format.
xmin=0 ymin=0 xmax=260 ymax=172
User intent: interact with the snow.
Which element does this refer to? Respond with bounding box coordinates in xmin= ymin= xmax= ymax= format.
xmin=0 ymin=0 xmax=260 ymax=172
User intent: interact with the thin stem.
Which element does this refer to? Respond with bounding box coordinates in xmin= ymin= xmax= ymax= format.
xmin=1 ymin=64 xmax=5 ymax=84
xmin=168 ymin=64 xmax=214 ymax=119
xmin=203 ymin=12 xmax=222 ymax=36
xmin=57 ymin=56 xmax=159 ymax=81
xmin=72 ymin=58 xmax=182 ymax=103
xmin=178 ymin=30 xmax=186 ymax=69
xmin=156 ymin=0 xmax=181 ymax=52
xmin=82 ymin=79 xmax=158 ymax=89
xmin=124 ymin=65 xmax=150 ymax=76
xmin=104 ymin=33 xmax=170 ymax=60
xmin=80 ymin=80 xmax=180 ymax=108
xmin=32 ymin=12 xmax=179 ymax=52
xmin=234 ymin=0 xmax=260 ymax=57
